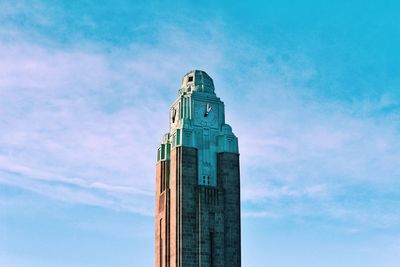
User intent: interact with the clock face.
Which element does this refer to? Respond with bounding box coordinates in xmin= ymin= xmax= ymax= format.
xmin=194 ymin=102 xmax=218 ymax=127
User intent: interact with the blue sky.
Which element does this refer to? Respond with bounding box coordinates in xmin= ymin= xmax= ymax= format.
xmin=1 ymin=0 xmax=400 ymax=266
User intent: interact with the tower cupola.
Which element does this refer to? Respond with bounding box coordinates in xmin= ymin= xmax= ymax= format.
xmin=179 ymin=70 xmax=215 ymax=95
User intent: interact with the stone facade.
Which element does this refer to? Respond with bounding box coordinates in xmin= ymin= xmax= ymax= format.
xmin=155 ymin=70 xmax=241 ymax=267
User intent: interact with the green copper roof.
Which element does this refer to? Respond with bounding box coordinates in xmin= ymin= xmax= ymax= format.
xmin=179 ymin=70 xmax=215 ymax=95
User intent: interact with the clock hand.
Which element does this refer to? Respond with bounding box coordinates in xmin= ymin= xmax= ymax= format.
xmin=206 ymin=103 xmax=212 ymax=113
xmin=204 ymin=103 xmax=212 ymax=117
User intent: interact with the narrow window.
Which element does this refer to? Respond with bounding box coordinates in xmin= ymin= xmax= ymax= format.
xmin=210 ymin=231 xmax=215 ymax=267
xmin=160 ymin=169 xmax=164 ymax=192
xmin=160 ymin=219 xmax=163 ymax=267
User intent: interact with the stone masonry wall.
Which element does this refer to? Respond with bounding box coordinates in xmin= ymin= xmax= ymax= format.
xmin=180 ymin=146 xmax=199 ymax=267
xmin=197 ymin=185 xmax=225 ymax=267
xmin=155 ymin=160 xmax=169 ymax=267
xmin=218 ymin=152 xmax=241 ymax=267
xmin=156 ymin=148 xmax=241 ymax=267
xmin=170 ymin=146 xmax=199 ymax=267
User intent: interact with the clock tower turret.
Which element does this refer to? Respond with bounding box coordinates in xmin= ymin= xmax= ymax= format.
xmin=167 ymin=70 xmax=238 ymax=186
xmin=156 ymin=70 xmax=241 ymax=267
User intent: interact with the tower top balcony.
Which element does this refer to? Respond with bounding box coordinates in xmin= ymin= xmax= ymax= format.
xmin=179 ymin=70 xmax=215 ymax=96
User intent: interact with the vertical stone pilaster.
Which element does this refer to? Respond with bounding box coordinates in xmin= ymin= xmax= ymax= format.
xmin=156 ymin=160 xmax=170 ymax=267
xmin=180 ymin=147 xmax=198 ymax=267
xmin=169 ymin=146 xmax=198 ymax=267
xmin=218 ymin=152 xmax=241 ymax=267
xmin=169 ymin=148 xmax=177 ymax=267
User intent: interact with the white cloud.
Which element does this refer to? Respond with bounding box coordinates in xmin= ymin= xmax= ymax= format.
xmin=0 ymin=6 xmax=399 ymax=232
xmin=242 ymin=183 xmax=328 ymax=202
xmin=0 ymin=19 xmax=228 ymax=215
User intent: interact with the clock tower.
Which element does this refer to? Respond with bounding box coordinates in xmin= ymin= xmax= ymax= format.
xmin=155 ymin=70 xmax=241 ymax=267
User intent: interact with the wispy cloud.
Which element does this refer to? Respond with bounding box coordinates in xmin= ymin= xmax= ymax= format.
xmin=0 ymin=10 xmax=227 ymax=215
xmin=1 ymin=1 xmax=399 ymax=233
xmin=220 ymin=37 xmax=400 ymax=229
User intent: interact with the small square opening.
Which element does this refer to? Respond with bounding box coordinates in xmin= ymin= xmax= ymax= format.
xmin=188 ymin=76 xmax=193 ymax=82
